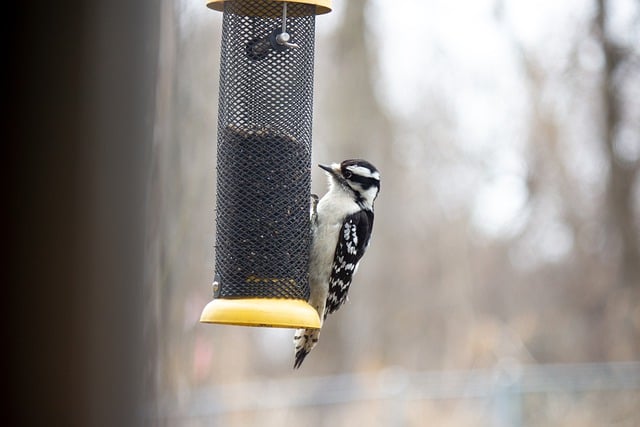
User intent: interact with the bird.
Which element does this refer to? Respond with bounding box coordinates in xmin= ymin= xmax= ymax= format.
xmin=293 ymin=159 xmax=380 ymax=368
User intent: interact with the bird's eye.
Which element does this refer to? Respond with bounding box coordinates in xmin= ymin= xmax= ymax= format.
xmin=344 ymin=170 xmax=353 ymax=179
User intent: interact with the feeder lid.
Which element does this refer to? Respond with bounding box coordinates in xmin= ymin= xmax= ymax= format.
xmin=207 ymin=0 xmax=332 ymax=15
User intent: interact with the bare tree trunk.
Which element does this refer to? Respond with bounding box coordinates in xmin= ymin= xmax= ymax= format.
xmin=316 ymin=0 xmax=405 ymax=371
xmin=596 ymin=0 xmax=640 ymax=288
xmin=144 ymin=0 xmax=177 ymax=424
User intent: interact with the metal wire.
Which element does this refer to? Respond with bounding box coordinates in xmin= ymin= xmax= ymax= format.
xmin=154 ymin=361 xmax=640 ymax=423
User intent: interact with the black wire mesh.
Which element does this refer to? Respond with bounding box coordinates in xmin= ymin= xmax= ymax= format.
xmin=214 ymin=0 xmax=316 ymax=300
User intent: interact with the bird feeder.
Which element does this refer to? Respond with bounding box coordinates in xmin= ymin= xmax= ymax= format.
xmin=200 ymin=0 xmax=330 ymax=328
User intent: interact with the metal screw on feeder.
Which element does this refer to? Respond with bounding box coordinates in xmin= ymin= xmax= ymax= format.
xmin=276 ymin=2 xmax=300 ymax=48
xmin=246 ymin=2 xmax=301 ymax=60
xmin=200 ymin=0 xmax=331 ymax=329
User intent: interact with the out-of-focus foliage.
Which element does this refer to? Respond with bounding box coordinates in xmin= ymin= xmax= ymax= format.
xmin=146 ymin=0 xmax=639 ymax=425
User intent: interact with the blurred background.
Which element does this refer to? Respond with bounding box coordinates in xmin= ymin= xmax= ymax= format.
xmin=148 ymin=0 xmax=640 ymax=425
xmin=6 ymin=0 xmax=639 ymax=426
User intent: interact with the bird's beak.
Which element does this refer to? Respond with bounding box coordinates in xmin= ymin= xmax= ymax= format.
xmin=318 ymin=163 xmax=339 ymax=175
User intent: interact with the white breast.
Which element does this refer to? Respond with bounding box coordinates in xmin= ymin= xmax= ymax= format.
xmin=308 ymin=186 xmax=360 ymax=308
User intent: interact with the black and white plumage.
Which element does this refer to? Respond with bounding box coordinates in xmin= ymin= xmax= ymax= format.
xmin=293 ymin=159 xmax=380 ymax=369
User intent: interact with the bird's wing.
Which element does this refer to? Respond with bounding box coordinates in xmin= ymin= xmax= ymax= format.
xmin=324 ymin=209 xmax=374 ymax=317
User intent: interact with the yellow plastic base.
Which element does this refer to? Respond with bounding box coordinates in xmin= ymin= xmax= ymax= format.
xmin=200 ymin=298 xmax=321 ymax=328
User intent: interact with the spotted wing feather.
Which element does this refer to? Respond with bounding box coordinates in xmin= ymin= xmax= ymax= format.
xmin=324 ymin=209 xmax=374 ymax=318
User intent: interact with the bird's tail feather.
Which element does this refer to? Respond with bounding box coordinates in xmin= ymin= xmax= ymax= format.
xmin=293 ymin=328 xmax=320 ymax=369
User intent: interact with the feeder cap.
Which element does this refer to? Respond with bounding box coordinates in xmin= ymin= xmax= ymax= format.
xmin=207 ymin=0 xmax=332 ymax=15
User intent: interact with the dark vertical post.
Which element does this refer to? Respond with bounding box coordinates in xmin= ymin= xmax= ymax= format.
xmin=6 ymin=1 xmax=158 ymax=426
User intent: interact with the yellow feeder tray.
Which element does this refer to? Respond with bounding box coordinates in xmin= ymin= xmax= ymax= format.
xmin=200 ymin=297 xmax=321 ymax=328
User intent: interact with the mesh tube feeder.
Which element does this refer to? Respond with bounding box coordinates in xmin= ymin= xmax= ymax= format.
xmin=200 ymin=0 xmax=331 ymax=328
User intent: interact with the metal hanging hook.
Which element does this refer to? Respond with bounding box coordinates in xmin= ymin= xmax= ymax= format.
xmin=246 ymin=1 xmax=299 ymax=60
xmin=276 ymin=2 xmax=299 ymax=49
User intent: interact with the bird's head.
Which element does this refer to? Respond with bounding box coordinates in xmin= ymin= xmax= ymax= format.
xmin=319 ymin=159 xmax=380 ymax=209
